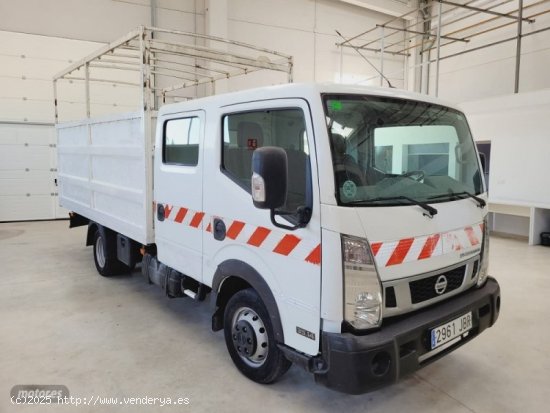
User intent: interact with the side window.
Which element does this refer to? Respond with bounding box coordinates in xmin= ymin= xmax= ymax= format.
xmin=163 ymin=117 xmax=200 ymax=166
xmin=222 ymin=108 xmax=311 ymax=213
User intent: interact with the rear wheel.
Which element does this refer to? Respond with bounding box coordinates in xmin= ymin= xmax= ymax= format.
xmin=224 ymin=288 xmax=291 ymax=384
xmin=92 ymin=229 xmax=129 ymax=276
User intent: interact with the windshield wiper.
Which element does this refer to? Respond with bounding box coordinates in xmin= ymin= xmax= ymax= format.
xmin=347 ymin=195 xmax=438 ymax=218
xmin=428 ymin=191 xmax=486 ymax=208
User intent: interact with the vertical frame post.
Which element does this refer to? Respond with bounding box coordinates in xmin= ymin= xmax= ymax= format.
xmin=288 ymin=56 xmax=294 ymax=83
xmin=84 ymin=63 xmax=91 ymax=118
xmin=151 ymin=0 xmax=157 ymax=28
xmin=339 ymin=45 xmax=344 ymax=83
xmin=514 ymin=0 xmax=523 ymax=93
xmin=140 ymin=27 xmax=153 ymax=114
xmin=139 ymin=26 xmax=154 ymax=236
xmin=380 ymin=26 xmax=385 ymax=87
xmin=84 ymin=61 xmax=93 ymax=207
xmin=435 ymin=0 xmax=443 ymax=97
xmin=403 ymin=30 xmax=409 ymax=91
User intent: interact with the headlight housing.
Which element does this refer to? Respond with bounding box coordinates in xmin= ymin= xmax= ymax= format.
xmin=342 ymin=235 xmax=382 ymax=329
xmin=477 ymin=217 xmax=490 ymax=287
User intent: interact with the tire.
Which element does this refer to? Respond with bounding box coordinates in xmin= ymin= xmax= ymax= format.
xmin=224 ymin=288 xmax=291 ymax=384
xmin=92 ymin=229 xmax=129 ymax=277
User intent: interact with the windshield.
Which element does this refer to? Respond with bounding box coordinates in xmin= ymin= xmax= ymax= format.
xmin=323 ymin=94 xmax=484 ymax=206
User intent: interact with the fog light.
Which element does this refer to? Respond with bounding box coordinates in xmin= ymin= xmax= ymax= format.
xmin=371 ymin=351 xmax=391 ymax=377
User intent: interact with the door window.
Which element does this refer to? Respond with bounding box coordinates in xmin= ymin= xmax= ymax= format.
xmin=163 ymin=117 xmax=200 ymax=166
xmin=222 ymin=108 xmax=311 ymax=213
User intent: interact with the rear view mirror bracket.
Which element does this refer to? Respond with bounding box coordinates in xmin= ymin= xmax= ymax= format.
xmin=270 ymin=206 xmax=311 ymax=231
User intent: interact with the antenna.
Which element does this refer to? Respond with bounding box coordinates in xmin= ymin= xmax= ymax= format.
xmin=335 ymin=30 xmax=394 ymax=89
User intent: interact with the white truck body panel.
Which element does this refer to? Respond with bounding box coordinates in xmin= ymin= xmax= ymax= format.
xmin=57 ymin=111 xmax=155 ymax=244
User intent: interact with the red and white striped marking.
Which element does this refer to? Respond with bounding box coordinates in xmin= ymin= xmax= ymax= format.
xmin=159 ymin=203 xmax=321 ymax=266
xmin=159 ymin=203 xmax=481 ymax=269
xmin=163 ymin=204 xmax=206 ymax=229
xmin=371 ymin=223 xmax=483 ymax=267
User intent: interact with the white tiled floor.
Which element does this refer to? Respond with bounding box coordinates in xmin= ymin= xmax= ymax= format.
xmin=1 ymin=220 xmax=548 ymax=412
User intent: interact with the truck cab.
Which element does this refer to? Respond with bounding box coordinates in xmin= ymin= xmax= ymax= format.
xmin=149 ymin=83 xmax=500 ymax=393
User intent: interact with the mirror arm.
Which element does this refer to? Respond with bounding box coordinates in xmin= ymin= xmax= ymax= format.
xmin=269 ymin=207 xmax=311 ymax=231
xmin=270 ymin=210 xmax=300 ymax=231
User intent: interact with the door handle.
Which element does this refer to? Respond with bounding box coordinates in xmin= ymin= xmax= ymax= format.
xmin=157 ymin=204 xmax=165 ymax=221
xmin=213 ymin=218 xmax=226 ymax=241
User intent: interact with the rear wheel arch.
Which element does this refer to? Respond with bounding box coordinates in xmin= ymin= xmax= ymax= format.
xmin=211 ymin=260 xmax=284 ymax=344
xmin=86 ymin=222 xmax=100 ymax=246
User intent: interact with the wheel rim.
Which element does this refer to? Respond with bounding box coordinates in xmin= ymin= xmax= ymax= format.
xmin=231 ymin=306 xmax=269 ymax=367
xmin=96 ymin=235 xmax=106 ymax=268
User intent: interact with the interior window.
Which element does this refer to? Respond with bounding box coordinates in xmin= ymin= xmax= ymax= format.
xmin=164 ymin=117 xmax=200 ymax=166
xmin=222 ymin=108 xmax=311 ymax=213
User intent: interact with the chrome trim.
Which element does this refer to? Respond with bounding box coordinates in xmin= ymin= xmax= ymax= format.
xmin=382 ymin=256 xmax=480 ymax=318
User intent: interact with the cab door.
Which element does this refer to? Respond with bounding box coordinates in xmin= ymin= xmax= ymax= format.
xmin=154 ymin=110 xmax=204 ymax=281
xmin=202 ymin=99 xmax=322 ymax=356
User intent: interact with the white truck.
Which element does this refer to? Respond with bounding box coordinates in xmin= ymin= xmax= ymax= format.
xmin=55 ymin=28 xmax=500 ymax=394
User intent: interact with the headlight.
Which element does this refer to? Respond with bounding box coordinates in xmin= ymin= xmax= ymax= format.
xmin=477 ymin=217 xmax=490 ymax=287
xmin=342 ymin=235 xmax=382 ymax=329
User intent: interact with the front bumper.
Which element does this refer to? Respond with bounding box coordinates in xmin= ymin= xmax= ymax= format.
xmin=315 ymin=277 xmax=500 ymax=394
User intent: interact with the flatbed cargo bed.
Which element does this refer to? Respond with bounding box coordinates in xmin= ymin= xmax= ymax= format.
xmin=57 ymin=112 xmax=155 ymax=244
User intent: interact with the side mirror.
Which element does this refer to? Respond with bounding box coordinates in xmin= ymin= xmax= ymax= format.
xmin=251 ymin=147 xmax=287 ymax=210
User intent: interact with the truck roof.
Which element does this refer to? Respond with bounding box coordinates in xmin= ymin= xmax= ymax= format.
xmin=158 ymin=82 xmax=462 ymax=115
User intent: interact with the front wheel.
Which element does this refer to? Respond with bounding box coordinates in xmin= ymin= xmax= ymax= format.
xmin=224 ymin=288 xmax=291 ymax=384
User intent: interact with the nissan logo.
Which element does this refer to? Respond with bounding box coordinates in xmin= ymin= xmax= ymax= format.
xmin=434 ymin=275 xmax=448 ymax=295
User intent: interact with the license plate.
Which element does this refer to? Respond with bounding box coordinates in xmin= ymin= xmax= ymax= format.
xmin=430 ymin=312 xmax=473 ymax=350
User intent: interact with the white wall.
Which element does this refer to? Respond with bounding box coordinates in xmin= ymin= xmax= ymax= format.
xmin=427 ymin=1 xmax=550 ymax=102
xmin=0 ymin=31 xmax=103 ymax=123
xmin=0 ymin=123 xmax=63 ymax=221
xmin=461 ymin=88 xmax=550 ymax=209
xmin=0 ymin=0 xmax=204 ymax=43
xmin=224 ymin=0 xmax=406 ymax=90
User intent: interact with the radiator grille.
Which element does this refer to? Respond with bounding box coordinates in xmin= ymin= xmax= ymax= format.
xmin=409 ymin=265 xmax=466 ymax=304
